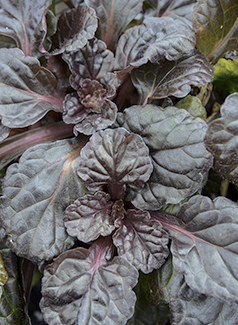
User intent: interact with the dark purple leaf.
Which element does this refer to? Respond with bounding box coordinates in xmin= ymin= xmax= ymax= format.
xmin=131 ymin=50 xmax=213 ymax=105
xmin=0 ymin=48 xmax=64 ymax=128
xmin=77 ymin=128 xmax=153 ymax=200
xmin=64 ymin=191 xmax=115 ymax=242
xmin=113 ymin=209 xmax=169 ymax=273
xmin=0 ymin=136 xmax=88 ymax=266
xmin=118 ymin=105 xmax=213 ymax=210
xmin=169 ymin=271 xmax=238 ymax=325
xmin=50 ymin=4 xmax=98 ymax=55
xmin=205 ymin=93 xmax=238 ymax=185
xmin=63 ymin=93 xmax=117 ymax=135
xmin=115 ymin=17 xmax=196 ymax=75
xmin=85 ymin=0 xmax=144 ymax=50
xmin=192 ymin=0 xmax=238 ymax=62
xmin=0 ymin=0 xmax=51 ymax=57
xmin=40 ymin=237 xmax=138 ymax=325
xmin=0 ymin=123 xmax=10 ymax=142
xmin=63 ymin=37 xmax=119 ymax=91
xmin=153 ymin=195 xmax=238 ymax=303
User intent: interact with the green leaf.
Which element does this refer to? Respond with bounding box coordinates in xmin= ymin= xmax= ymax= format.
xmin=192 ymin=0 xmax=238 ymax=62
xmin=0 ymin=252 xmax=8 ymax=301
xmin=213 ymin=57 xmax=238 ymax=93
xmin=175 ymin=95 xmax=207 ymax=120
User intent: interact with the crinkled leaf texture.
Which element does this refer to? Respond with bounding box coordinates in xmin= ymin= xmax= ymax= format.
xmin=62 ymin=38 xmax=119 ymax=135
xmin=0 ymin=0 xmax=51 ymax=57
xmin=113 ymin=209 xmax=169 ymax=273
xmin=118 ymin=105 xmax=213 ymax=210
xmin=77 ymin=128 xmax=153 ymax=199
xmin=0 ymin=136 xmax=88 ymax=267
xmin=0 ymin=48 xmax=63 ymax=128
xmin=154 ymin=195 xmax=238 ymax=303
xmin=40 ymin=237 xmax=138 ymax=325
xmin=213 ymin=57 xmax=238 ymax=93
xmin=0 ymin=229 xmax=31 ymax=324
xmin=192 ymin=0 xmax=238 ymax=62
xmin=131 ymin=49 xmax=213 ymax=105
xmin=51 ymin=4 xmax=98 ymax=55
xmin=85 ymin=0 xmax=144 ymax=50
xmin=205 ymin=93 xmax=238 ymax=185
xmin=115 ymin=17 xmax=197 ymax=75
xmin=169 ymin=270 xmax=238 ymax=325
xmin=64 ymin=191 xmax=114 ymax=242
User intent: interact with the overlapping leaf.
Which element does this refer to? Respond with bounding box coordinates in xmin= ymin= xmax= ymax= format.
xmin=0 ymin=48 xmax=63 ymax=128
xmin=50 ymin=4 xmax=98 ymax=55
xmin=85 ymin=0 xmax=144 ymax=50
xmin=0 ymin=229 xmax=31 ymax=324
xmin=131 ymin=50 xmax=213 ymax=105
xmin=205 ymin=93 xmax=238 ymax=185
xmin=64 ymin=191 xmax=114 ymax=242
xmin=40 ymin=238 xmax=138 ymax=325
xmin=155 ymin=195 xmax=238 ymax=303
xmin=118 ymin=105 xmax=213 ymax=210
xmin=0 ymin=0 xmax=51 ymax=57
xmin=0 ymin=123 xmax=10 ymax=142
xmin=169 ymin=270 xmax=238 ymax=325
xmin=115 ymin=17 xmax=197 ymax=74
xmin=0 ymin=136 xmax=88 ymax=266
xmin=113 ymin=209 xmax=169 ymax=273
xmin=213 ymin=57 xmax=238 ymax=93
xmin=77 ymin=128 xmax=153 ymax=199
xmin=192 ymin=0 xmax=238 ymax=62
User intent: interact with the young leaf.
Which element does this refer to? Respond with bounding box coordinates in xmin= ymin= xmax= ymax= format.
xmin=0 ymin=48 xmax=63 ymax=128
xmin=77 ymin=128 xmax=153 ymax=200
xmin=115 ymin=17 xmax=197 ymax=74
xmin=169 ymin=270 xmax=238 ymax=325
xmin=175 ymin=95 xmax=207 ymax=120
xmin=0 ymin=229 xmax=31 ymax=324
xmin=85 ymin=0 xmax=144 ymax=50
xmin=205 ymin=93 xmax=238 ymax=185
xmin=192 ymin=0 xmax=238 ymax=62
xmin=213 ymin=57 xmax=238 ymax=93
xmin=64 ymin=191 xmax=115 ymax=242
xmin=112 ymin=209 xmax=169 ymax=273
xmin=40 ymin=237 xmax=138 ymax=325
xmin=153 ymin=195 xmax=238 ymax=303
xmin=0 ymin=136 xmax=88 ymax=266
xmin=131 ymin=50 xmax=213 ymax=105
xmin=50 ymin=4 xmax=98 ymax=55
xmin=63 ymin=92 xmax=117 ymax=135
xmin=118 ymin=105 xmax=213 ymax=210
xmin=0 ymin=0 xmax=52 ymax=57
xmin=62 ymin=38 xmax=119 ymax=92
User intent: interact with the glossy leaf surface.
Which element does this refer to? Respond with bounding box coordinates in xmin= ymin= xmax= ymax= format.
xmin=40 ymin=238 xmax=138 ymax=325
xmin=113 ymin=209 xmax=169 ymax=273
xmin=0 ymin=137 xmax=88 ymax=266
xmin=192 ymin=0 xmax=238 ymax=62
xmin=85 ymin=0 xmax=144 ymax=50
xmin=213 ymin=57 xmax=238 ymax=93
xmin=118 ymin=105 xmax=213 ymax=209
xmin=0 ymin=48 xmax=63 ymax=128
xmin=131 ymin=50 xmax=213 ymax=105
xmin=77 ymin=128 xmax=153 ymax=199
xmin=115 ymin=17 xmax=196 ymax=73
xmin=51 ymin=4 xmax=98 ymax=55
xmin=159 ymin=195 xmax=238 ymax=303
xmin=64 ymin=191 xmax=114 ymax=242
xmin=0 ymin=0 xmax=51 ymax=57
xmin=205 ymin=93 xmax=238 ymax=185
xmin=169 ymin=271 xmax=238 ymax=325
xmin=0 ymin=123 xmax=10 ymax=142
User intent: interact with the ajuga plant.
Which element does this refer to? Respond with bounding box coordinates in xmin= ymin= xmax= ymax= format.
xmin=1 ymin=0 xmax=238 ymax=324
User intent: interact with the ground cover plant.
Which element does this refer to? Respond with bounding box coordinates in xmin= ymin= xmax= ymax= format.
xmin=1 ymin=0 xmax=238 ymax=324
